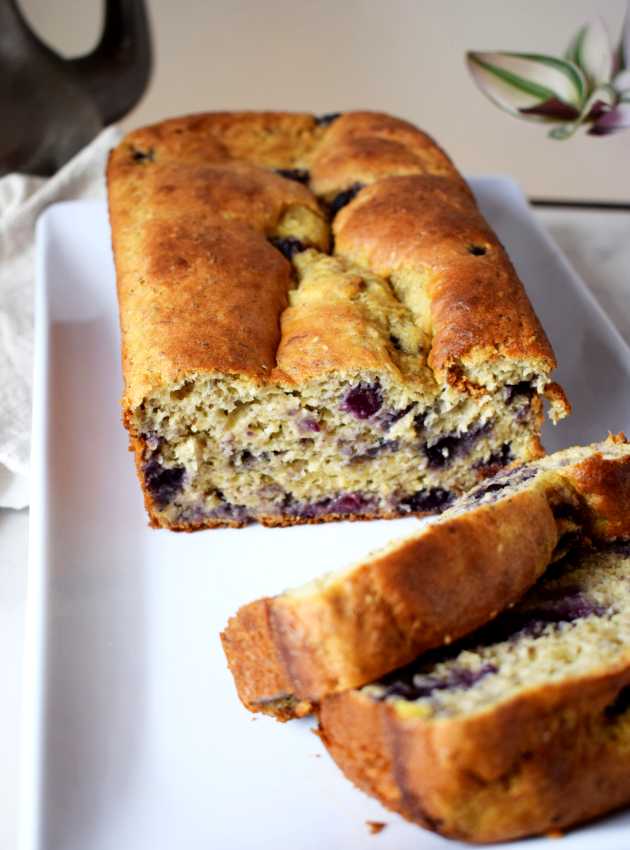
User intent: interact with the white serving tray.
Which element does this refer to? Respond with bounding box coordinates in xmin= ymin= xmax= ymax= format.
xmin=21 ymin=178 xmax=630 ymax=850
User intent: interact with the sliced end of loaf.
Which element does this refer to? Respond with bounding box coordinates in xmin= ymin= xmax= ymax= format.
xmin=320 ymin=542 xmax=630 ymax=841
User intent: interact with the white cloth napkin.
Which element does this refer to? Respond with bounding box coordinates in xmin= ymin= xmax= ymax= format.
xmin=0 ymin=126 xmax=122 ymax=509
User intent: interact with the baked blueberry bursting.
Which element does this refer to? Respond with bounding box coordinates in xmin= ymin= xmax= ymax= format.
xmin=284 ymin=491 xmax=375 ymax=519
xmin=467 ymin=244 xmax=487 ymax=256
xmin=329 ymin=183 xmax=364 ymax=216
xmin=376 ymin=663 xmax=497 ymax=701
xmin=314 ymin=112 xmax=342 ymax=126
xmin=141 ymin=431 xmax=161 ymax=451
xmin=531 ymin=589 xmax=607 ymax=622
xmin=476 ymin=481 xmax=509 ymax=498
xmin=477 ymin=589 xmax=607 ymax=643
xmin=275 ymin=168 xmax=310 ymax=184
xmin=131 ymin=147 xmax=155 ymax=162
xmin=238 ymin=449 xmax=255 ymax=466
xmin=379 ymin=403 xmax=417 ymax=430
xmin=413 ymin=413 xmax=426 ymax=434
xmin=268 ymin=236 xmax=306 ymax=260
xmin=552 ymin=502 xmax=582 ymax=522
xmin=553 ymin=530 xmax=582 ymax=555
xmin=505 ymin=381 xmax=536 ymax=404
xmin=298 ymin=416 xmax=321 ymax=433
xmin=143 ymin=457 xmax=185 ymax=508
xmin=605 ymin=685 xmax=630 ymax=719
xmin=424 ymin=435 xmax=465 ymax=468
xmin=351 ymin=440 xmax=400 ymax=462
xmin=424 ymin=422 xmax=492 ymax=468
xmin=178 ymin=498 xmax=251 ymax=524
xmin=329 ymin=493 xmax=372 ymax=514
xmin=212 ymin=490 xmax=252 ymax=520
xmin=604 ymin=540 xmax=630 ymax=556
xmin=462 ymin=466 xmax=537 ymax=506
xmin=398 ymin=488 xmax=453 ymax=513
xmin=503 ymin=465 xmax=538 ymax=484
xmin=341 ymin=382 xmax=383 ymax=419
xmin=468 ymin=478 xmax=512 ymax=502
xmin=219 ymin=503 xmax=251 ymax=521
xmin=475 ymin=443 xmax=513 ymax=469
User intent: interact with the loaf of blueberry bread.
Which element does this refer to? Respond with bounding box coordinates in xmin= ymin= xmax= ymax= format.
xmin=319 ymin=539 xmax=630 ymax=842
xmin=221 ymin=436 xmax=630 ymax=719
xmin=107 ymin=110 xmax=569 ymax=529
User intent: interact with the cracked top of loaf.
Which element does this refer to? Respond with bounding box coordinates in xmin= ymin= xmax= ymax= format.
xmin=107 ymin=110 xmax=567 ymax=417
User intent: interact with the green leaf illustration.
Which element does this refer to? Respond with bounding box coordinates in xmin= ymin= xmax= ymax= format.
xmin=565 ymin=18 xmax=613 ymax=88
xmin=617 ymin=3 xmax=630 ymax=71
xmin=547 ymin=84 xmax=617 ymax=139
xmin=467 ymin=52 xmax=585 ymax=122
xmin=467 ymin=2 xmax=630 ymax=138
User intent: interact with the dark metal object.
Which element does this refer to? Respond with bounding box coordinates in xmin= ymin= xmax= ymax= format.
xmin=530 ymin=198 xmax=630 ymax=211
xmin=0 ymin=0 xmax=151 ymax=177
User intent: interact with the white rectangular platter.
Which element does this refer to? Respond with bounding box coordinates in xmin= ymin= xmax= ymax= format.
xmin=21 ymin=177 xmax=630 ymax=850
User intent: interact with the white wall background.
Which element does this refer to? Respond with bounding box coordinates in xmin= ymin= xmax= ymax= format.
xmin=22 ymin=0 xmax=630 ymax=200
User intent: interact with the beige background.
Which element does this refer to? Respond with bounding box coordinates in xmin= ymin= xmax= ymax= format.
xmin=22 ymin=0 xmax=630 ymax=200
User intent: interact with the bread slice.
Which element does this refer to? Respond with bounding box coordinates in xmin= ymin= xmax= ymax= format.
xmin=221 ymin=436 xmax=630 ymax=719
xmin=107 ymin=110 xmax=568 ymax=530
xmin=319 ymin=539 xmax=630 ymax=842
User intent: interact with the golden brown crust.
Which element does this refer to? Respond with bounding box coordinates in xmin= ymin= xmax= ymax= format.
xmin=114 ymin=110 xmax=321 ymax=168
xmin=543 ymin=380 xmax=572 ymax=423
xmin=109 ymin=109 xmax=563 ymax=409
xmin=222 ymin=483 xmax=563 ymax=712
xmin=316 ymin=687 xmax=405 ymax=816
xmin=308 ymin=111 xmax=462 ymax=196
xmin=563 ymin=445 xmax=630 ymax=540
xmin=108 ymin=150 xmax=318 ymax=408
xmin=319 ymin=664 xmax=630 ymax=842
xmin=333 ymin=174 xmax=558 ymax=384
xmin=219 ymin=598 xmax=300 ymax=714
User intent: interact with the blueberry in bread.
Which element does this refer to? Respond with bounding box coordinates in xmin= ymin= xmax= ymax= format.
xmin=221 ymin=436 xmax=630 ymax=720
xmin=319 ymin=539 xmax=630 ymax=842
xmin=107 ymin=110 xmax=569 ymax=530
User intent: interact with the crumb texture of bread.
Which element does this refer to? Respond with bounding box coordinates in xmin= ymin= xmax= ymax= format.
xmin=221 ymin=437 xmax=630 ymax=719
xmin=319 ymin=540 xmax=630 ymax=842
xmin=108 ymin=110 xmax=569 ymax=529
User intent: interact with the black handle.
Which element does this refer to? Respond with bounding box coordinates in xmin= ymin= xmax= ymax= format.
xmin=0 ymin=0 xmax=152 ymax=176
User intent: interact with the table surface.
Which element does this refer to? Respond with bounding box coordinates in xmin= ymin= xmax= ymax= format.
xmin=2 ymin=206 xmax=629 ymax=850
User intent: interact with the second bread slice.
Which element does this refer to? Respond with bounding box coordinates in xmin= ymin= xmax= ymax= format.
xmin=221 ymin=436 xmax=630 ymax=719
